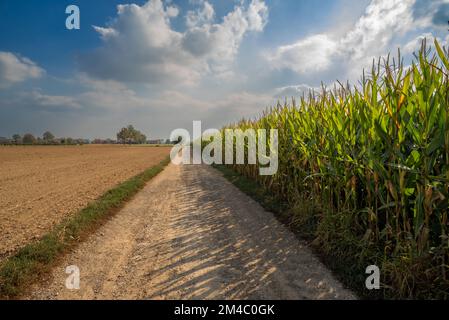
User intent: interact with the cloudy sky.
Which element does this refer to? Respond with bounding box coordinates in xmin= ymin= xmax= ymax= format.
xmin=0 ymin=0 xmax=448 ymax=139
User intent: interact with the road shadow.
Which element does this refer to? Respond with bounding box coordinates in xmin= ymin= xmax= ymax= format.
xmin=142 ymin=164 xmax=351 ymax=300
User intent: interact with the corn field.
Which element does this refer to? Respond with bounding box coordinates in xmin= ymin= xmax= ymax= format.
xmin=223 ymin=40 xmax=449 ymax=299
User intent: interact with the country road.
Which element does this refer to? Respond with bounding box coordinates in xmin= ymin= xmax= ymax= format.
xmin=27 ymin=162 xmax=356 ymax=300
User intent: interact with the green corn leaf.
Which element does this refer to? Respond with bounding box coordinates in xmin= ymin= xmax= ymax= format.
xmin=434 ymin=39 xmax=449 ymax=71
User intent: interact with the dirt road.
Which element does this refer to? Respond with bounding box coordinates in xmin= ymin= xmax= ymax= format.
xmin=28 ymin=162 xmax=356 ymax=300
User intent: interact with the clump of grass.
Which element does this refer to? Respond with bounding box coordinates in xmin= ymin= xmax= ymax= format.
xmin=221 ymin=39 xmax=449 ymax=299
xmin=0 ymin=157 xmax=170 ymax=299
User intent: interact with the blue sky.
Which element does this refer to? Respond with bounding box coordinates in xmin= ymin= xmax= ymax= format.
xmin=0 ymin=0 xmax=448 ymax=139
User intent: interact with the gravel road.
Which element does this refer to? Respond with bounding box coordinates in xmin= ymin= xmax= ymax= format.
xmin=27 ymin=162 xmax=356 ymax=300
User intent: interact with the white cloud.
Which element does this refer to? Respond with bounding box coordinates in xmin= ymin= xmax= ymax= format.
xmin=0 ymin=52 xmax=44 ymax=88
xmin=341 ymin=0 xmax=415 ymax=59
xmin=267 ymin=0 xmax=419 ymax=82
xmin=186 ymin=1 xmax=214 ymax=28
xmin=246 ymin=0 xmax=269 ymax=32
xmin=81 ymin=0 xmax=268 ymax=85
xmin=413 ymin=0 xmax=449 ymax=30
xmin=340 ymin=0 xmax=416 ymax=79
xmin=402 ymin=32 xmax=434 ymax=55
xmin=28 ymin=91 xmax=82 ymax=110
xmin=183 ymin=0 xmax=268 ymax=74
xmin=76 ymin=74 xmax=274 ymax=120
xmin=77 ymin=76 xmax=149 ymax=110
xmin=267 ymin=34 xmax=337 ymax=74
xmin=1 ymin=75 xmax=145 ymax=112
xmin=1 ymin=90 xmax=82 ymax=111
xmin=92 ymin=26 xmax=118 ymax=40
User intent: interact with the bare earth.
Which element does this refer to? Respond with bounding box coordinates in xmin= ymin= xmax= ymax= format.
xmin=0 ymin=145 xmax=170 ymax=260
xmin=27 ymin=161 xmax=355 ymax=300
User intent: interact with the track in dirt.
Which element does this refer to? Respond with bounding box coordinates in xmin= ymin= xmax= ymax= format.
xmin=0 ymin=145 xmax=170 ymax=261
xmin=28 ymin=162 xmax=355 ymax=300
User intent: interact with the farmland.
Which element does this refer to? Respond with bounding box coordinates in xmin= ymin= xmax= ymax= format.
xmin=0 ymin=145 xmax=170 ymax=261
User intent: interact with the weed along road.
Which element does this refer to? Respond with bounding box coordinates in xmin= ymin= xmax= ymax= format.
xmin=27 ymin=161 xmax=355 ymax=300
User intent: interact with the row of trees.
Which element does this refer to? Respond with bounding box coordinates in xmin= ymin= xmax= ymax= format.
xmin=1 ymin=125 xmax=173 ymax=145
xmin=1 ymin=132 xmax=88 ymax=145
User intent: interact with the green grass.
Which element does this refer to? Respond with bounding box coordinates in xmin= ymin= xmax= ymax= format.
xmin=0 ymin=156 xmax=170 ymax=299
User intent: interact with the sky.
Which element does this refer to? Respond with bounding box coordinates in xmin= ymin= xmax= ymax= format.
xmin=0 ymin=0 xmax=448 ymax=140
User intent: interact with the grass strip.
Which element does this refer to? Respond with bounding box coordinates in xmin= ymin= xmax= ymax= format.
xmin=0 ymin=156 xmax=170 ymax=299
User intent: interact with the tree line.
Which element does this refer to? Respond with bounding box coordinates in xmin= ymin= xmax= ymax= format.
xmin=0 ymin=132 xmax=88 ymax=145
xmin=0 ymin=125 xmax=173 ymax=145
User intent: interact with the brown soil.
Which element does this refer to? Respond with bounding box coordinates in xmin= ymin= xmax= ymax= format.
xmin=27 ymin=161 xmax=356 ymax=300
xmin=0 ymin=145 xmax=170 ymax=261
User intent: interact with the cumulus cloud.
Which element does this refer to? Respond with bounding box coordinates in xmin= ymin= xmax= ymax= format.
xmin=76 ymin=75 xmax=151 ymax=110
xmin=402 ymin=32 xmax=436 ymax=56
xmin=0 ymin=52 xmax=44 ymax=88
xmin=267 ymin=34 xmax=337 ymax=74
xmin=80 ymin=0 xmax=268 ymax=85
xmin=92 ymin=26 xmax=118 ymax=40
xmin=341 ymin=0 xmax=414 ymax=59
xmin=412 ymin=0 xmax=449 ymax=29
xmin=267 ymin=0 xmax=420 ymax=82
xmin=27 ymin=91 xmax=82 ymax=110
xmin=183 ymin=0 xmax=268 ymax=74
xmin=186 ymin=1 xmax=214 ymax=28
xmin=1 ymin=90 xmax=81 ymax=111
xmin=1 ymin=74 xmax=145 ymax=112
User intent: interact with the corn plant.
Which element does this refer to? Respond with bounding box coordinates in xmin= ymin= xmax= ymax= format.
xmin=223 ymin=39 xmax=449 ymax=299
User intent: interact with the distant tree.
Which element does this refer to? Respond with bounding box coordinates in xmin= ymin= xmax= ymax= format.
xmin=12 ymin=134 xmax=22 ymax=144
xmin=117 ymin=126 xmax=131 ymax=144
xmin=117 ymin=125 xmax=147 ymax=144
xmin=66 ymin=137 xmax=74 ymax=145
xmin=22 ymin=133 xmax=36 ymax=144
xmin=43 ymin=131 xmax=55 ymax=142
xmin=135 ymin=132 xmax=147 ymax=144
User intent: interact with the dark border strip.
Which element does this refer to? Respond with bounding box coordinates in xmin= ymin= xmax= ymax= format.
xmin=0 ymin=156 xmax=170 ymax=299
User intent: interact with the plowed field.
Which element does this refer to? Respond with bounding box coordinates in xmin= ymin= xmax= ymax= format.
xmin=0 ymin=145 xmax=170 ymax=261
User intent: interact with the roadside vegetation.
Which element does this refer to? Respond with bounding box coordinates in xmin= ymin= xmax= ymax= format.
xmin=0 ymin=156 xmax=170 ymax=299
xmin=219 ymin=40 xmax=449 ymax=299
